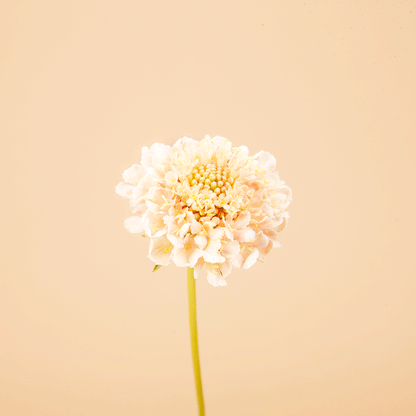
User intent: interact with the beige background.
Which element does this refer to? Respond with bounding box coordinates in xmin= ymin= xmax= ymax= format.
xmin=1 ymin=1 xmax=415 ymax=415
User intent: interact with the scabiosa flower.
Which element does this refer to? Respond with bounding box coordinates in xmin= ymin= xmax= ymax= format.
xmin=116 ymin=135 xmax=292 ymax=287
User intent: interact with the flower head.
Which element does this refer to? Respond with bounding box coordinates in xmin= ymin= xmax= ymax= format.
xmin=116 ymin=135 xmax=292 ymax=287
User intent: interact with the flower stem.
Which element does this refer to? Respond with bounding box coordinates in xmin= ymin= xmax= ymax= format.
xmin=187 ymin=267 xmax=205 ymax=416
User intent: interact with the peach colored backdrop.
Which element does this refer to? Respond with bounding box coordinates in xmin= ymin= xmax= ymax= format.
xmin=1 ymin=1 xmax=415 ymax=415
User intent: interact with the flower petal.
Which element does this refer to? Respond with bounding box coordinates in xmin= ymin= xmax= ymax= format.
xmin=115 ymin=182 xmax=135 ymax=199
xmin=233 ymin=228 xmax=256 ymax=243
xmin=221 ymin=240 xmax=240 ymax=258
xmin=243 ymin=248 xmax=259 ymax=269
xmin=122 ymin=164 xmax=145 ymax=185
xmin=148 ymin=236 xmax=174 ymax=266
xmin=124 ymin=216 xmax=144 ymax=234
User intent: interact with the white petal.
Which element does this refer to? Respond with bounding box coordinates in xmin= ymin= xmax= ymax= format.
xmin=188 ymin=247 xmax=204 ymax=267
xmin=143 ymin=211 xmax=167 ymax=238
xmin=232 ymin=211 xmax=251 ymax=229
xmin=203 ymin=250 xmax=225 ymax=264
xmin=167 ymin=233 xmax=185 ymax=248
xmin=148 ymin=237 xmax=174 ymax=266
xmin=115 ymin=182 xmax=135 ymax=199
xmin=254 ymin=151 xmax=276 ymax=173
xmin=203 ymin=239 xmax=225 ymax=263
xmin=274 ymin=185 xmax=292 ymax=210
xmin=165 ymin=171 xmax=179 ymax=187
xmin=206 ymin=268 xmax=227 ymax=287
xmin=219 ymin=260 xmax=233 ymax=277
xmin=124 ymin=216 xmax=144 ymax=233
xmin=179 ymin=222 xmax=191 ymax=237
xmin=122 ymin=164 xmax=145 ymax=185
xmin=191 ymin=220 xmax=203 ymax=235
xmin=193 ymin=258 xmax=205 ymax=279
xmin=208 ymin=227 xmax=224 ymax=240
xmin=194 ymin=235 xmax=208 ymax=249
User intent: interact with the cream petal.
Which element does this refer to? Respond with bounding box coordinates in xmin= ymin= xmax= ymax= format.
xmin=194 ymin=235 xmax=208 ymax=249
xmin=233 ymin=228 xmax=256 ymax=243
xmin=146 ymin=167 xmax=165 ymax=181
xmin=173 ymin=236 xmax=203 ymax=267
xmin=260 ymin=203 xmax=274 ymax=218
xmin=211 ymin=135 xmax=228 ymax=145
xmin=193 ymin=258 xmax=205 ymax=279
xmin=167 ymin=233 xmax=185 ymax=248
xmin=165 ymin=171 xmax=179 ymax=187
xmin=148 ymin=237 xmax=174 ymax=266
xmin=191 ymin=220 xmax=203 ymax=235
xmin=143 ymin=211 xmax=167 ymax=238
xmin=254 ymin=151 xmax=276 ymax=173
xmin=122 ymin=164 xmax=146 ymax=185
xmin=231 ymin=253 xmax=243 ymax=269
xmin=206 ymin=268 xmax=227 ymax=287
xmin=203 ymin=250 xmax=225 ymax=264
xmin=124 ymin=216 xmax=144 ymax=234
xmin=179 ymin=223 xmax=191 ymax=238
xmin=188 ymin=247 xmax=204 ymax=267
xmin=274 ymin=217 xmax=288 ymax=233
xmin=173 ymin=248 xmax=188 ymax=267
xmin=221 ymin=260 xmax=233 ymax=276
xmin=203 ymin=239 xmax=225 ymax=264
xmin=274 ymin=186 xmax=292 ymax=210
xmin=243 ymin=249 xmax=259 ymax=269
xmin=115 ymin=182 xmax=135 ymax=199
xmin=250 ymin=231 xmax=269 ymax=248
xmin=208 ymin=227 xmax=224 ymax=240
xmin=150 ymin=142 xmax=171 ymax=154
xmin=259 ymin=239 xmax=274 ymax=256
xmin=221 ymin=240 xmax=240 ymax=258
xmin=140 ymin=147 xmax=153 ymax=169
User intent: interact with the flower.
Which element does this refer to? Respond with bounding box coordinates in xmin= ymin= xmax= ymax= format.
xmin=116 ymin=135 xmax=292 ymax=287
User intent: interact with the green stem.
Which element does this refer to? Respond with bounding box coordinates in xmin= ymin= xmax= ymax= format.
xmin=187 ymin=267 xmax=205 ymax=416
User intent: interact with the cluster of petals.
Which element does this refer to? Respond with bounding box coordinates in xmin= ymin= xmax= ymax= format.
xmin=116 ymin=135 xmax=292 ymax=287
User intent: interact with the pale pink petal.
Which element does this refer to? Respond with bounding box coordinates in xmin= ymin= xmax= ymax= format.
xmin=231 ymin=253 xmax=243 ymax=269
xmin=250 ymin=231 xmax=269 ymax=248
xmin=233 ymin=228 xmax=256 ymax=243
xmin=221 ymin=240 xmax=240 ymax=258
xmin=243 ymin=249 xmax=259 ymax=269
xmin=260 ymin=203 xmax=274 ymax=218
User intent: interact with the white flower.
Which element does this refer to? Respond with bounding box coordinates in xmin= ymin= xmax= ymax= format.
xmin=116 ymin=135 xmax=292 ymax=287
